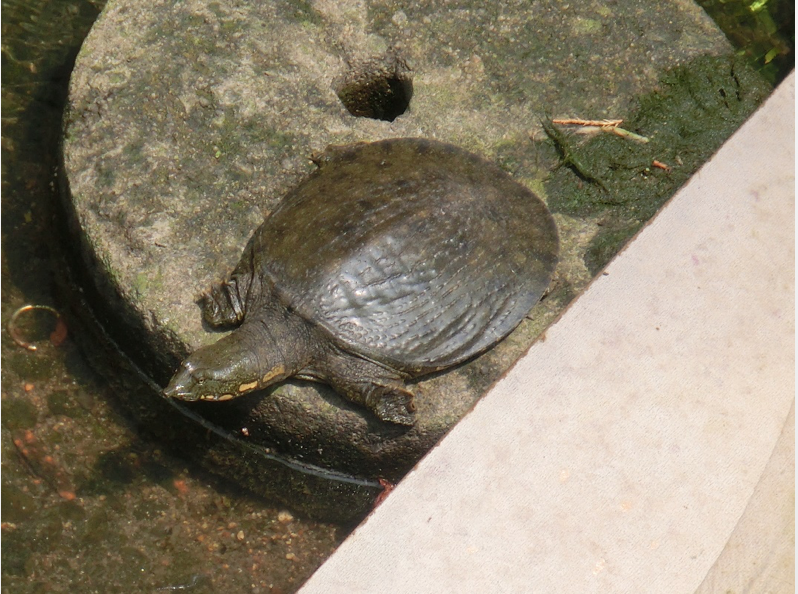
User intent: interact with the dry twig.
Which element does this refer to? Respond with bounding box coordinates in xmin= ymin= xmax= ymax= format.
xmin=551 ymin=117 xmax=650 ymax=143
xmin=652 ymin=160 xmax=672 ymax=172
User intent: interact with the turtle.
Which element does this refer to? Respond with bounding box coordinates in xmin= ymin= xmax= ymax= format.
xmin=164 ymin=138 xmax=559 ymax=426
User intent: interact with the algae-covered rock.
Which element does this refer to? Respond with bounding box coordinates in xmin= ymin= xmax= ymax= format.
xmin=543 ymin=54 xmax=771 ymax=275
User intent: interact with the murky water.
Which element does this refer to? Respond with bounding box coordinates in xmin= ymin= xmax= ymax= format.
xmin=1 ymin=1 xmax=344 ymax=592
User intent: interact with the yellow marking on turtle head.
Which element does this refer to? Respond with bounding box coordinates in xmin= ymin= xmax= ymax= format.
xmin=262 ymin=365 xmax=286 ymax=384
xmin=238 ymin=380 xmax=259 ymax=393
xmin=218 ymin=393 xmax=234 ymax=401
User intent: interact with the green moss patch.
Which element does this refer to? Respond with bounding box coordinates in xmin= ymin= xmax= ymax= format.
xmin=543 ymin=54 xmax=771 ymax=275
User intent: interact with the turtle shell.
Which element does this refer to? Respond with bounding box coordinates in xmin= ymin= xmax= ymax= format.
xmin=249 ymin=138 xmax=558 ymax=373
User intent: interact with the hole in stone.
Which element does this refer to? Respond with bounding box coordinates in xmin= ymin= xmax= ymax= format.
xmin=334 ymin=54 xmax=413 ymax=122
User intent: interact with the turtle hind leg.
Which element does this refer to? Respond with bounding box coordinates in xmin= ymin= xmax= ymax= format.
xmin=320 ymin=354 xmax=417 ymax=426
xmin=338 ymin=378 xmax=416 ymax=426
xmin=358 ymin=380 xmax=416 ymax=426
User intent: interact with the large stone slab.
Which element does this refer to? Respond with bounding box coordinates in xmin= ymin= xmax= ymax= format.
xmin=61 ymin=0 xmax=745 ymax=498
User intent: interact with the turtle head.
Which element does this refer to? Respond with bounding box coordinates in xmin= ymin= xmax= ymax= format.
xmin=164 ymin=356 xmax=241 ymax=403
xmin=164 ymin=326 xmax=290 ymax=402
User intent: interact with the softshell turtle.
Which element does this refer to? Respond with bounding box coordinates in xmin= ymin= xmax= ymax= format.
xmin=165 ymin=138 xmax=559 ymax=425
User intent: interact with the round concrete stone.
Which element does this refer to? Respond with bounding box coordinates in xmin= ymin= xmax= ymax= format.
xmin=62 ymin=0 xmax=731 ymax=484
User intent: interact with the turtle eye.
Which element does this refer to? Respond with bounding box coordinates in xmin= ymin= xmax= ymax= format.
xmin=192 ymin=367 xmax=212 ymax=382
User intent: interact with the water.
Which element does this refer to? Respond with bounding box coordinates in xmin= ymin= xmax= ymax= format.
xmin=696 ymin=0 xmax=794 ymax=85
xmin=1 ymin=1 xmax=343 ymax=592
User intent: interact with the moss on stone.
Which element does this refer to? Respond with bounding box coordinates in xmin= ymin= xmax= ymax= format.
xmin=543 ymin=54 xmax=771 ymax=275
xmin=2 ymin=397 xmax=40 ymax=430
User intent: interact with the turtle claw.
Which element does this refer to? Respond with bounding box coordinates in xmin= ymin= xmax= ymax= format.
xmin=201 ymin=280 xmax=245 ymax=328
xmin=371 ymin=385 xmax=417 ymax=427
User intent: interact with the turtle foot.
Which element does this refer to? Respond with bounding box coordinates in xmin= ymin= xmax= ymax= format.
xmin=368 ymin=385 xmax=417 ymax=427
xmin=201 ymin=280 xmax=245 ymax=328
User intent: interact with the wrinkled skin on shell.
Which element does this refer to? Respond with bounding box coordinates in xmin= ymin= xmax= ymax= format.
xmin=165 ymin=138 xmax=559 ymax=426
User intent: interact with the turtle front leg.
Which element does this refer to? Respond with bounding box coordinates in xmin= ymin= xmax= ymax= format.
xmin=201 ymin=277 xmax=249 ymax=327
xmin=201 ymin=240 xmax=257 ymax=328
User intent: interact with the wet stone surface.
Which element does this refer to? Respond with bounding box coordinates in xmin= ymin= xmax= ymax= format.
xmin=61 ymin=0 xmax=768 ymax=508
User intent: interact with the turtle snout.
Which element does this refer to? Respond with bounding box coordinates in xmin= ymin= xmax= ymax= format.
xmin=164 ymin=362 xmax=199 ymax=401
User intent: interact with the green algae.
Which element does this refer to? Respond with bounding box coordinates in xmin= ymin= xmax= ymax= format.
xmin=2 ymin=396 xmax=40 ymax=429
xmin=47 ymin=389 xmax=84 ymax=418
xmin=696 ymin=0 xmax=794 ymax=85
xmin=543 ymin=54 xmax=771 ymax=275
